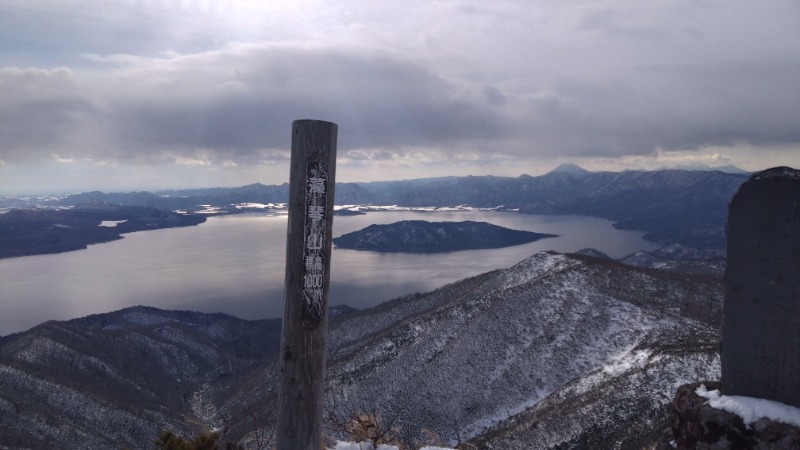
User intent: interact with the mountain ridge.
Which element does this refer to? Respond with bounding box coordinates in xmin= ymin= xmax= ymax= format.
xmin=0 ymin=252 xmax=722 ymax=449
xmin=325 ymin=252 xmax=721 ymax=446
xmin=1 ymin=169 xmax=746 ymax=252
xmin=212 ymin=251 xmax=722 ymax=447
xmin=548 ymin=163 xmax=591 ymax=175
xmin=0 ymin=306 xmax=283 ymax=449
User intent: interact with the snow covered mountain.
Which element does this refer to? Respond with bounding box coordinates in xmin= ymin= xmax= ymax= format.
xmin=0 ymin=307 xmax=283 ymax=449
xmin=0 ymin=252 xmax=722 ymax=449
xmin=548 ymin=163 xmax=592 ymax=175
xmin=15 ymin=168 xmax=745 ymax=251
xmin=213 ymin=252 xmax=722 ymax=448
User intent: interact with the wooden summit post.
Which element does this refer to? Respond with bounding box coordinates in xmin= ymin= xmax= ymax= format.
xmin=276 ymin=120 xmax=338 ymax=449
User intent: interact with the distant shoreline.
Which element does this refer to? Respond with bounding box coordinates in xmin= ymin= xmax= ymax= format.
xmin=0 ymin=205 xmax=206 ymax=260
xmin=0 ymin=204 xmax=521 ymax=260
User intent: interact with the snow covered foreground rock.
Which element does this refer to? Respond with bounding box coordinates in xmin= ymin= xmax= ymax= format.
xmin=662 ymin=382 xmax=800 ymax=449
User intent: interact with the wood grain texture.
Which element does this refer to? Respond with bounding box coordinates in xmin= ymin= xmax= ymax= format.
xmin=276 ymin=119 xmax=338 ymax=450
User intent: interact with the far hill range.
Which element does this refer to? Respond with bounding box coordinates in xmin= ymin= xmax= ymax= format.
xmin=0 ymin=166 xmax=747 ymax=259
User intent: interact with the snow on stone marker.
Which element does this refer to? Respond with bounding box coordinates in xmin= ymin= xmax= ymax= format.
xmin=721 ymin=166 xmax=800 ymax=408
xmin=696 ymin=384 xmax=800 ymax=428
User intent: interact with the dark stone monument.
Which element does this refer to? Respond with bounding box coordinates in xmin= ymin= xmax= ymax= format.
xmin=721 ymin=166 xmax=800 ymax=407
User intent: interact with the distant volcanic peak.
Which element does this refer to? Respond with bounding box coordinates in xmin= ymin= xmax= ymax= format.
xmin=549 ymin=163 xmax=591 ymax=175
xmin=332 ymin=220 xmax=556 ymax=253
xmin=711 ymin=164 xmax=750 ymax=175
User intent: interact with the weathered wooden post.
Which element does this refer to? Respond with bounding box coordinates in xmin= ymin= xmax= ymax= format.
xmin=721 ymin=166 xmax=800 ymax=407
xmin=276 ymin=119 xmax=338 ymax=449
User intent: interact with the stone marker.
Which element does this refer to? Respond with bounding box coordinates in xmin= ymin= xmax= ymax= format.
xmin=721 ymin=166 xmax=800 ymax=407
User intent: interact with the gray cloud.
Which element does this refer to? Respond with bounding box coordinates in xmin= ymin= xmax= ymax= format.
xmin=0 ymin=0 xmax=799 ymax=187
xmin=0 ymin=45 xmax=514 ymax=164
xmin=0 ymin=67 xmax=96 ymax=160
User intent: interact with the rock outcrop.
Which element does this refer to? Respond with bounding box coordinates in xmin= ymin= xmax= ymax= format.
xmin=658 ymin=382 xmax=800 ymax=450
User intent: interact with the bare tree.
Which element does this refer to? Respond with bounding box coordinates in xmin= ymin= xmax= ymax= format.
xmin=324 ymin=389 xmax=406 ymax=449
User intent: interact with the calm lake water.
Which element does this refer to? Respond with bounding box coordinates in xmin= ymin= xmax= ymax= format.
xmin=0 ymin=210 xmax=660 ymax=336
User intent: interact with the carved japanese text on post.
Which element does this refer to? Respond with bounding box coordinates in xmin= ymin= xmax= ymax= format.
xmin=301 ymin=161 xmax=329 ymax=327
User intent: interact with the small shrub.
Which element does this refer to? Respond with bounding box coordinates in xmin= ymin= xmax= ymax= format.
xmin=153 ymin=430 xmax=245 ymax=450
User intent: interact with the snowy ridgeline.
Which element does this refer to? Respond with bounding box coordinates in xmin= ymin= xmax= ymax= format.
xmin=329 ymin=443 xmax=455 ymax=450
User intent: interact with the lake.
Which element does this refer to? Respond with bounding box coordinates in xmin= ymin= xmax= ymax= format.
xmin=0 ymin=210 xmax=660 ymax=336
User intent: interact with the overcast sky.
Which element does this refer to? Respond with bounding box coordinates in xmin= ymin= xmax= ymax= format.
xmin=1 ymin=0 xmax=799 ymax=193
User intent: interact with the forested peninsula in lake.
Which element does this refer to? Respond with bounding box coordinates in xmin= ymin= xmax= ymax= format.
xmin=0 ymin=202 xmax=206 ymax=259
xmin=332 ymin=220 xmax=557 ymax=253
